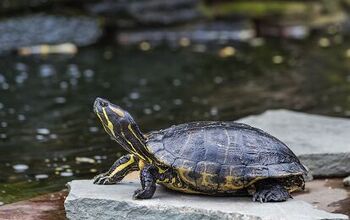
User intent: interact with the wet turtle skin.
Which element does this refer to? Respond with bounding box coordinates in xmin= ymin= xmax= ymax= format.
xmin=93 ymin=97 xmax=307 ymax=201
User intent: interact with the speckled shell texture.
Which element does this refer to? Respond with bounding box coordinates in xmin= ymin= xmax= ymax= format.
xmin=147 ymin=121 xmax=306 ymax=189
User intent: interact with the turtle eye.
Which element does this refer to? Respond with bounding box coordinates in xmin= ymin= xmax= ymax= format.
xmin=110 ymin=106 xmax=125 ymax=117
xmin=100 ymin=101 xmax=108 ymax=107
xmin=95 ymin=97 xmax=108 ymax=107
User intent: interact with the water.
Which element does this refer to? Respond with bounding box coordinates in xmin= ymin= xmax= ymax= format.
xmin=0 ymin=36 xmax=350 ymax=203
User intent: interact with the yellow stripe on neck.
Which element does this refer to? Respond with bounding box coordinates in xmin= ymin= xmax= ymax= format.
xmin=128 ymin=124 xmax=152 ymax=163
xmin=121 ymin=131 xmax=146 ymax=161
xmin=128 ymin=124 xmax=144 ymax=143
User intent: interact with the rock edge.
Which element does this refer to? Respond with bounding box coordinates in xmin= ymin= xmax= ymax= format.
xmin=64 ymin=180 xmax=349 ymax=220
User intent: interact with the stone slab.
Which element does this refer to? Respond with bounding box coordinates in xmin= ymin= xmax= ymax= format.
xmin=64 ymin=180 xmax=348 ymax=220
xmin=237 ymin=110 xmax=350 ymax=177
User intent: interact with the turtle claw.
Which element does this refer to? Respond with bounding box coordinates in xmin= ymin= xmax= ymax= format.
xmin=132 ymin=189 xmax=143 ymax=199
xmin=93 ymin=173 xmax=116 ymax=185
xmin=133 ymin=188 xmax=153 ymax=200
xmin=253 ymin=184 xmax=290 ymax=203
xmin=252 ymin=192 xmax=265 ymax=203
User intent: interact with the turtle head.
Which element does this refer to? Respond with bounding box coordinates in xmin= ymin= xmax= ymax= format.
xmin=94 ymin=97 xmax=129 ymax=136
xmin=93 ymin=97 xmax=147 ymax=158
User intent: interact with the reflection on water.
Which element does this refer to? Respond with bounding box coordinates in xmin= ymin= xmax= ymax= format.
xmin=0 ymin=37 xmax=350 ymax=203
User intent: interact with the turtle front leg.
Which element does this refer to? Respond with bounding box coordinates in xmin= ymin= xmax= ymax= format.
xmin=133 ymin=164 xmax=158 ymax=199
xmin=94 ymin=154 xmax=139 ymax=185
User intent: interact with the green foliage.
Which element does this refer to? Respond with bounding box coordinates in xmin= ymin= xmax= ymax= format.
xmin=199 ymin=1 xmax=313 ymax=18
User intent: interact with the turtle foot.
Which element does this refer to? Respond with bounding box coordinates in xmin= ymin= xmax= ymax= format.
xmin=93 ymin=173 xmax=119 ymax=185
xmin=133 ymin=188 xmax=154 ymax=200
xmin=252 ymin=184 xmax=291 ymax=203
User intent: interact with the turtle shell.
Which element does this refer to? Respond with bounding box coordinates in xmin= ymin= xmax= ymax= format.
xmin=146 ymin=121 xmax=307 ymax=193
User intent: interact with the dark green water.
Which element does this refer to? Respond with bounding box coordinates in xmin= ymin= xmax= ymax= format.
xmin=0 ymin=36 xmax=350 ymax=203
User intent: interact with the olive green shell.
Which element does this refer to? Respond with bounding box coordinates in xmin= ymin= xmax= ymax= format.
xmin=146 ymin=121 xmax=306 ymax=192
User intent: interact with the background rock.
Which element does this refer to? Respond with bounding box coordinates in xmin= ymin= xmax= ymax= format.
xmin=237 ymin=109 xmax=350 ymax=177
xmin=0 ymin=14 xmax=101 ymax=54
xmin=344 ymin=176 xmax=350 ymax=187
xmin=117 ymin=21 xmax=254 ymax=46
xmin=87 ymin=0 xmax=200 ymax=26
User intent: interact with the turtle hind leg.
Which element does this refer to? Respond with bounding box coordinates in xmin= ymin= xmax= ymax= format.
xmin=252 ymin=179 xmax=291 ymax=203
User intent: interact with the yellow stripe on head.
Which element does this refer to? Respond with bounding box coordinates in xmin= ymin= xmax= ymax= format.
xmin=110 ymin=106 xmax=125 ymax=117
xmin=97 ymin=113 xmax=110 ymax=135
xmin=102 ymin=107 xmax=116 ymax=138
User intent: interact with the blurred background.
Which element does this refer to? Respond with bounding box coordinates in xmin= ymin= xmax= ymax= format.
xmin=1 ymin=0 xmax=350 ymax=204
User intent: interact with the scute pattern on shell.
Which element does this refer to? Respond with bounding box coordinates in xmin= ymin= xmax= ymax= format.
xmin=146 ymin=121 xmax=306 ymax=189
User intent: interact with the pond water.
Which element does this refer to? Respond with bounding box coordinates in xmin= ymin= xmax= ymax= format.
xmin=0 ymin=36 xmax=350 ymax=203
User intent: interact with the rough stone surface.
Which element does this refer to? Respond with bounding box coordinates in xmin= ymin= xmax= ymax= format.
xmin=237 ymin=110 xmax=350 ymax=177
xmin=0 ymin=14 xmax=101 ymax=53
xmin=65 ymin=180 xmax=348 ymax=220
xmin=344 ymin=176 xmax=350 ymax=187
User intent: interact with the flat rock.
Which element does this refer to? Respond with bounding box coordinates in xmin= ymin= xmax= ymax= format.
xmin=65 ymin=180 xmax=348 ymax=220
xmin=237 ymin=109 xmax=350 ymax=177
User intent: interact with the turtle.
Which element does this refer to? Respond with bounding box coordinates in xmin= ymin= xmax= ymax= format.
xmin=93 ymin=97 xmax=307 ymax=202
